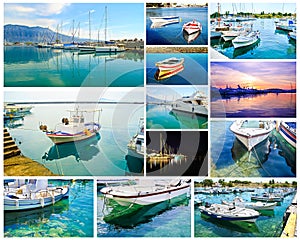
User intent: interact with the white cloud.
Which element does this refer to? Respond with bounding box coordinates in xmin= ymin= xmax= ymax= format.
xmin=37 ymin=3 xmax=70 ymax=16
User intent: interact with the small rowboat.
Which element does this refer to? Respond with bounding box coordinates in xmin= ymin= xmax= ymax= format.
xmin=155 ymin=57 xmax=184 ymax=71
xmin=183 ymin=20 xmax=202 ymax=35
xmin=222 ymin=197 xmax=277 ymax=211
xmin=154 ymin=64 xmax=184 ymax=81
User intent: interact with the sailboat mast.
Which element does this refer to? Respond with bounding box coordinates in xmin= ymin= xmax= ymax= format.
xmin=104 ymin=6 xmax=107 ymax=43
xmin=89 ymin=11 xmax=91 ymax=44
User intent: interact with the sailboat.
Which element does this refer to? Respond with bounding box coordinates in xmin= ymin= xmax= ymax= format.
xmin=95 ymin=6 xmax=126 ymax=53
xmin=78 ymin=11 xmax=95 ymax=53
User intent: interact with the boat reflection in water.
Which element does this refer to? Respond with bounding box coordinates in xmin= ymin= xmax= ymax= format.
xmin=43 ymin=133 xmax=100 ymax=161
xmin=232 ymin=39 xmax=260 ymax=58
xmin=125 ymin=154 xmax=144 ymax=175
xmin=169 ymin=110 xmax=208 ymax=129
xmin=231 ymin=137 xmax=271 ymax=169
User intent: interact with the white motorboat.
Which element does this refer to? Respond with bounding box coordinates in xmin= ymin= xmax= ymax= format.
xmin=95 ymin=44 xmax=125 ymax=53
xmin=232 ymin=30 xmax=260 ymax=48
xmin=183 ymin=20 xmax=202 ymax=35
xmin=230 ymin=120 xmax=275 ymax=151
xmin=288 ymin=29 xmax=296 ymax=40
xmin=171 ymin=91 xmax=208 ymax=116
xmin=127 ymin=117 xmax=145 ymax=158
xmin=4 ymin=179 xmax=69 ymax=211
xmin=251 ymin=193 xmax=283 ymax=202
xmin=199 ymin=203 xmax=260 ymax=223
xmin=100 ymin=179 xmax=190 ymax=206
xmin=40 ymin=107 xmax=101 ymax=144
xmin=275 ymin=19 xmax=296 ymax=31
xmin=222 ymin=197 xmax=277 ymax=211
xmin=278 ymin=121 xmax=296 ymax=148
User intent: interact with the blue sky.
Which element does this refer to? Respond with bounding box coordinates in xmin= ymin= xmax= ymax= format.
xmin=211 ymin=3 xmax=296 ymax=14
xmin=4 ymin=3 xmax=144 ymax=40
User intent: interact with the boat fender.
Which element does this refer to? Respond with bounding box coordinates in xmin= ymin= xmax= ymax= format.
xmin=39 ymin=125 xmax=48 ymax=132
xmin=15 ymin=199 xmax=19 ymax=207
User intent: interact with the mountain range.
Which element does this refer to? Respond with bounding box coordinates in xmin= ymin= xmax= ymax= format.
xmin=4 ymin=24 xmax=87 ymax=43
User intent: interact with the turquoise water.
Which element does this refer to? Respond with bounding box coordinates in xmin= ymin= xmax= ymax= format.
xmin=146 ymin=53 xmax=208 ymax=85
xmin=147 ymin=7 xmax=208 ymax=45
xmin=4 ymin=180 xmax=94 ymax=237
xmin=4 ymin=46 xmax=144 ymax=87
xmin=147 ymin=104 xmax=208 ymax=129
xmin=97 ymin=187 xmax=191 ymax=237
xmin=211 ymin=121 xmax=296 ymax=177
xmin=194 ymin=188 xmax=296 ymax=237
xmin=6 ymin=103 xmax=144 ymax=176
xmin=211 ymin=19 xmax=296 ymax=59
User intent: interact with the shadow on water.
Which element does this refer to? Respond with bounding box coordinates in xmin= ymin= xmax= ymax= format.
xmin=169 ymin=110 xmax=208 ymax=129
xmin=4 ymin=118 xmax=24 ymax=129
xmin=5 ymin=199 xmax=70 ymax=227
xmin=200 ymin=214 xmax=260 ymax=234
xmin=125 ymin=154 xmax=144 ymax=175
xmin=42 ymin=133 xmax=101 ymax=161
xmin=102 ymin=196 xmax=189 ymax=228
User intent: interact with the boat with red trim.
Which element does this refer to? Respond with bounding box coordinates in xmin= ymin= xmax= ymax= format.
xmin=183 ymin=20 xmax=202 ymax=35
xmin=278 ymin=121 xmax=296 ymax=148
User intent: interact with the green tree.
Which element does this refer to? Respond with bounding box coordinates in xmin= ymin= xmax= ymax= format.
xmin=202 ymin=179 xmax=214 ymax=187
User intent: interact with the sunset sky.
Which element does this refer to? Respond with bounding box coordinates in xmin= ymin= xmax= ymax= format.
xmin=211 ymin=62 xmax=296 ymax=90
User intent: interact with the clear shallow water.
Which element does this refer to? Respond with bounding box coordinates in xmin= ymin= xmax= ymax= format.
xmin=146 ymin=104 xmax=207 ymax=129
xmin=147 ymin=7 xmax=208 ymax=45
xmin=97 ymin=190 xmax=191 ymax=237
xmin=194 ymin=189 xmax=296 ymax=237
xmin=211 ymin=93 xmax=296 ymax=118
xmin=211 ymin=121 xmax=296 ymax=177
xmin=4 ymin=180 xmax=94 ymax=237
xmin=5 ymin=103 xmax=144 ymax=176
xmin=146 ymin=53 xmax=208 ymax=85
xmin=211 ymin=19 xmax=296 ymax=59
xmin=4 ymin=46 xmax=144 ymax=87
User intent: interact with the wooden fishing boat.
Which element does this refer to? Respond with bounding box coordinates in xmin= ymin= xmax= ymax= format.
xmin=100 ymin=179 xmax=190 ymax=206
xmin=278 ymin=121 xmax=296 ymax=148
xmin=154 ymin=64 xmax=184 ymax=81
xmin=230 ymin=120 xmax=275 ymax=151
xmin=149 ymin=16 xmax=179 ymax=25
xmin=4 ymin=179 xmax=69 ymax=211
xmin=40 ymin=107 xmax=101 ymax=144
xmin=183 ymin=20 xmax=202 ymax=35
xmin=155 ymin=57 xmax=184 ymax=71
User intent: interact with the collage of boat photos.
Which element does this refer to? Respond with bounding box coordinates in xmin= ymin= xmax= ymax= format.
xmin=2 ymin=1 xmax=297 ymax=239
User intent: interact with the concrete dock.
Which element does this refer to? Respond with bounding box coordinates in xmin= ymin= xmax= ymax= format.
xmin=4 ymin=128 xmax=56 ymax=176
xmin=281 ymin=194 xmax=297 ymax=238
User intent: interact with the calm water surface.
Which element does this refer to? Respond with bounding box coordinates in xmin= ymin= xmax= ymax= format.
xmin=211 ymin=93 xmax=296 ymax=118
xmin=5 ymin=104 xmax=144 ymax=176
xmin=194 ymin=189 xmax=296 ymax=237
xmin=147 ymin=53 xmax=208 ymax=85
xmin=211 ymin=19 xmax=296 ymax=59
xmin=147 ymin=104 xmax=208 ymax=129
xmin=4 ymin=46 xmax=144 ymax=87
xmin=210 ymin=121 xmax=296 ymax=177
xmin=147 ymin=7 xmax=208 ymax=45
xmin=4 ymin=180 xmax=94 ymax=237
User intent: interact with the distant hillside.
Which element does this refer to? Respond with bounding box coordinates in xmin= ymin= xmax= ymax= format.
xmin=147 ymin=95 xmax=165 ymax=103
xmin=4 ymin=24 xmax=85 ymax=43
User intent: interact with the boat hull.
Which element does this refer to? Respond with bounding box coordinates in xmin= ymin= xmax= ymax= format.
xmin=154 ymin=65 xmax=184 ymax=80
xmin=47 ymin=131 xmax=98 ymax=144
xmin=95 ymin=46 xmax=125 ymax=53
xmin=127 ymin=148 xmax=144 ymax=159
xmin=171 ymin=103 xmax=208 ymax=116
xmin=102 ymin=184 xmax=189 ymax=206
xmin=279 ymin=122 xmax=296 ymax=148
xmin=4 ymin=187 xmax=69 ymax=211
